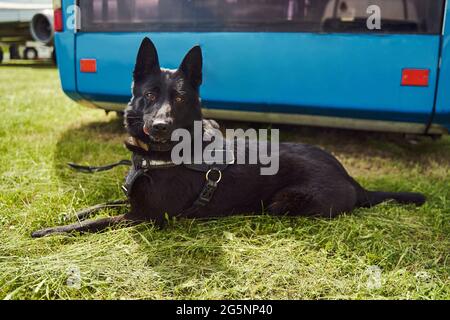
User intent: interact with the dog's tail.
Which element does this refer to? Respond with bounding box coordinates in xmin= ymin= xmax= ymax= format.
xmin=358 ymin=190 xmax=426 ymax=208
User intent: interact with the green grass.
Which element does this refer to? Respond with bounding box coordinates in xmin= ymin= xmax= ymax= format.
xmin=0 ymin=64 xmax=449 ymax=300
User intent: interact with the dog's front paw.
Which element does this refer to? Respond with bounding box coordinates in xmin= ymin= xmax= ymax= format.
xmin=31 ymin=227 xmax=64 ymax=238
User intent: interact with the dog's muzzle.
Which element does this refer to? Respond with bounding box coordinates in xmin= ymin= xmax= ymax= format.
xmin=143 ymin=119 xmax=173 ymax=143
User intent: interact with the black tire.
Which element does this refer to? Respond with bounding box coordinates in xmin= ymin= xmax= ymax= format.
xmin=9 ymin=44 xmax=20 ymax=59
xmin=24 ymin=47 xmax=38 ymax=60
xmin=116 ymin=111 xmax=125 ymax=119
xmin=0 ymin=48 xmax=3 ymax=63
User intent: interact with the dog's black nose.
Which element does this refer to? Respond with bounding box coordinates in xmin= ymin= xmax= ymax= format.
xmin=152 ymin=121 xmax=170 ymax=134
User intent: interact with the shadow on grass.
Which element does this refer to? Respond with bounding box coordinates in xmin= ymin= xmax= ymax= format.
xmin=0 ymin=61 xmax=56 ymax=69
xmin=50 ymin=115 xmax=450 ymax=215
xmin=53 ymin=116 xmax=128 ymax=202
xmin=53 ymin=116 xmax=450 ymax=197
xmin=219 ymin=120 xmax=450 ymax=169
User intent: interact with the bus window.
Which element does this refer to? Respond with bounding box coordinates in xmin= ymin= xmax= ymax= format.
xmin=79 ymin=0 xmax=444 ymax=34
xmin=321 ymin=0 xmax=444 ymax=33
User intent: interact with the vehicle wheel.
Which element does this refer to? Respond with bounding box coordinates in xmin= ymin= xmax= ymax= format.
xmin=0 ymin=48 xmax=3 ymax=63
xmin=9 ymin=44 xmax=20 ymax=59
xmin=24 ymin=47 xmax=38 ymax=60
xmin=116 ymin=111 xmax=125 ymax=119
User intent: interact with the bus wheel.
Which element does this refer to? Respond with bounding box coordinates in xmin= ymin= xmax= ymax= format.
xmin=24 ymin=47 xmax=38 ymax=60
xmin=0 ymin=48 xmax=3 ymax=63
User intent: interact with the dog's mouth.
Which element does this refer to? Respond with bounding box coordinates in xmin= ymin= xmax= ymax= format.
xmin=126 ymin=135 xmax=173 ymax=153
xmin=143 ymin=125 xmax=171 ymax=145
xmin=149 ymin=136 xmax=170 ymax=144
xmin=150 ymin=140 xmax=173 ymax=152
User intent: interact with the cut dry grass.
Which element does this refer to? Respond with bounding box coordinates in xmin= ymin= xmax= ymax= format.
xmin=0 ymin=64 xmax=448 ymax=299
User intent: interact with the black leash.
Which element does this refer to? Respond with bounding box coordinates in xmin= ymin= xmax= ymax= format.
xmin=68 ymin=159 xmax=131 ymax=173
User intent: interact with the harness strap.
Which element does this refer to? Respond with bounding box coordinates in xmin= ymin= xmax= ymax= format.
xmin=184 ymin=162 xmax=230 ymax=173
xmin=122 ymin=168 xmax=147 ymax=196
xmin=182 ymin=167 xmax=223 ymax=216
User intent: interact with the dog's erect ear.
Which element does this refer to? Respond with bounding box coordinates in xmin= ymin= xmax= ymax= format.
xmin=133 ymin=37 xmax=160 ymax=82
xmin=179 ymin=45 xmax=202 ymax=89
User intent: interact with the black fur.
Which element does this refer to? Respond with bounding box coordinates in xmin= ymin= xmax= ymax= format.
xmin=31 ymin=38 xmax=425 ymax=238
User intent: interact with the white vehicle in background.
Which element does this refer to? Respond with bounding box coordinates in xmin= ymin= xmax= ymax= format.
xmin=321 ymin=0 xmax=421 ymax=32
xmin=19 ymin=40 xmax=53 ymax=60
xmin=0 ymin=0 xmax=54 ymax=63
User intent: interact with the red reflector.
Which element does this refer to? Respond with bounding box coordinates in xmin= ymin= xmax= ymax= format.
xmin=80 ymin=59 xmax=97 ymax=73
xmin=53 ymin=8 xmax=63 ymax=32
xmin=401 ymin=69 xmax=429 ymax=87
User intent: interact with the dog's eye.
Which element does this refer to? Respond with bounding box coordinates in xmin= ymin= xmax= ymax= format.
xmin=145 ymin=92 xmax=157 ymax=102
xmin=174 ymin=96 xmax=183 ymax=103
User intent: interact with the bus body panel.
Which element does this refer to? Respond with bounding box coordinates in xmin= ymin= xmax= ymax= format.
xmin=55 ymin=32 xmax=79 ymax=100
xmin=53 ymin=0 xmax=450 ymax=133
xmin=75 ymin=32 xmax=440 ymax=124
xmin=435 ymin=1 xmax=450 ymax=130
xmin=55 ymin=0 xmax=80 ymax=101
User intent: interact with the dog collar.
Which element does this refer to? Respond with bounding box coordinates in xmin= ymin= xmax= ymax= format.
xmin=127 ymin=136 xmax=150 ymax=151
xmin=137 ymin=157 xmax=177 ymax=169
xmin=126 ymin=136 xmax=174 ymax=153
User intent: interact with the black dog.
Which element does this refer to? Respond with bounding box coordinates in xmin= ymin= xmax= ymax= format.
xmin=32 ymin=38 xmax=425 ymax=237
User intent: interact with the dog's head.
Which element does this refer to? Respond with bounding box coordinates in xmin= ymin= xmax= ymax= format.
xmin=125 ymin=37 xmax=203 ymax=152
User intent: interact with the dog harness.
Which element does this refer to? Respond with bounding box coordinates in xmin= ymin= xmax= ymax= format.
xmin=68 ymin=139 xmax=235 ymax=215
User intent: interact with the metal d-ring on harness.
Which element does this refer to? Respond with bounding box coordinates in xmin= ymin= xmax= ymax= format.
xmin=183 ymin=167 xmax=223 ymax=215
xmin=67 ymin=147 xmax=234 ymax=219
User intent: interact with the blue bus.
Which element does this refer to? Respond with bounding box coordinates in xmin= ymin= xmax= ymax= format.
xmin=54 ymin=0 xmax=450 ymax=135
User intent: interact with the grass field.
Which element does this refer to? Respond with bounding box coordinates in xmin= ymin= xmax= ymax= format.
xmin=0 ymin=64 xmax=448 ymax=300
